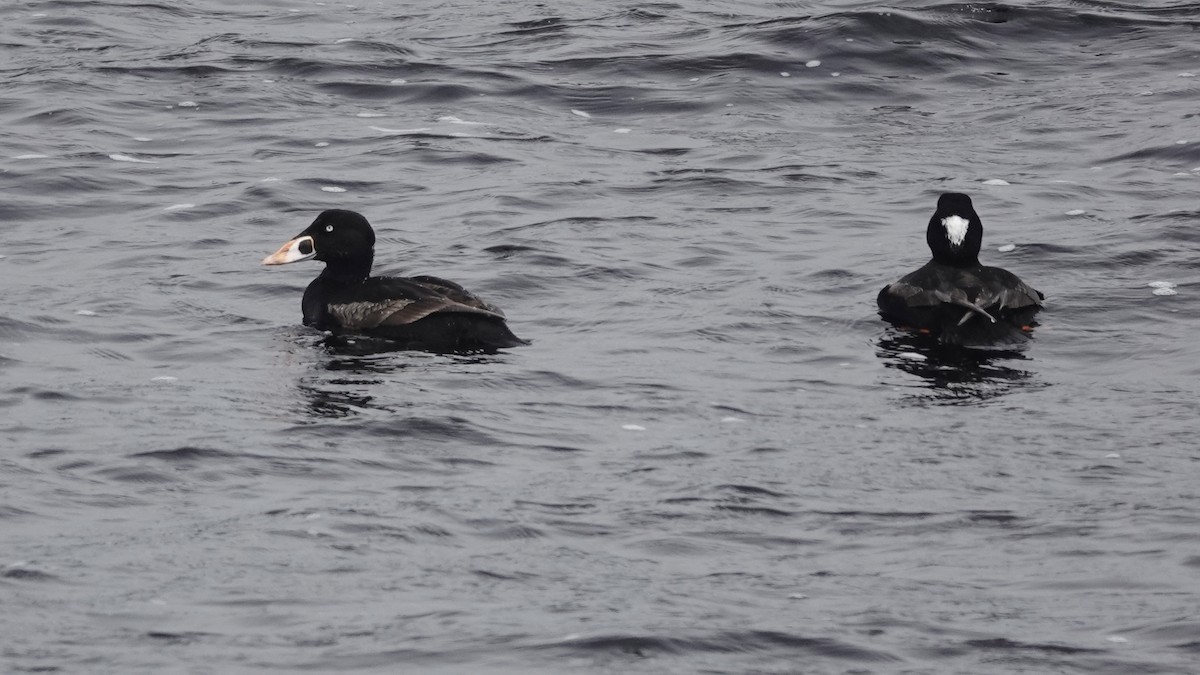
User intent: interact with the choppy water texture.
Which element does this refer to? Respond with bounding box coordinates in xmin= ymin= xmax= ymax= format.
xmin=3 ymin=1 xmax=1200 ymax=672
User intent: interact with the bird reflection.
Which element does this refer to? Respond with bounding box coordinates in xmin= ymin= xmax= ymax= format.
xmin=876 ymin=329 xmax=1038 ymax=404
xmin=293 ymin=334 xmax=502 ymax=419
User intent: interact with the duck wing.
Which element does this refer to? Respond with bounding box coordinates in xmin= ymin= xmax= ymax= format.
xmin=408 ymin=275 xmax=507 ymax=316
xmin=326 ymin=276 xmax=505 ymax=331
xmin=974 ymin=266 xmax=1044 ymax=312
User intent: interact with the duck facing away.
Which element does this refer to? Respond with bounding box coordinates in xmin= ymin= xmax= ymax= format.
xmin=263 ymin=209 xmax=529 ymax=353
xmin=877 ymin=193 xmax=1044 ymax=347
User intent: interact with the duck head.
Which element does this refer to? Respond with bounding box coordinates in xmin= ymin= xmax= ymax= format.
xmin=925 ymin=193 xmax=983 ymax=267
xmin=263 ymin=209 xmax=376 ymax=281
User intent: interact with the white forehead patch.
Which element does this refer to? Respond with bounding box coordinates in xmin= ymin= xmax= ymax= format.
xmin=941 ymin=215 xmax=969 ymax=247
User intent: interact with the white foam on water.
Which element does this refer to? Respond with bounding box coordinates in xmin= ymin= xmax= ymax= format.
xmin=614 ymin=128 xmax=631 ymax=133
xmin=109 ymin=153 xmax=156 ymax=163
xmin=14 ymin=154 xmax=48 ymax=159
xmin=1065 ymin=209 xmax=1086 ymax=216
xmin=570 ymin=109 xmax=591 ymax=118
xmin=263 ymin=79 xmax=275 ymax=83
xmin=75 ymin=310 xmax=97 ymax=316
xmin=689 ymin=77 xmax=698 ymax=82
xmin=1105 ymin=453 xmax=1121 ymax=459
xmin=178 ymin=100 xmax=198 ymax=107
xmin=151 ymin=376 xmax=178 ymax=382
xmin=806 ymin=60 xmax=821 ymax=67
xmin=621 ymin=424 xmax=646 ymax=431
xmin=898 ymin=352 xmax=926 ymax=361
xmin=720 ymin=416 xmax=744 ymax=423
xmin=164 ymin=203 xmax=194 ymax=211
xmin=780 ymin=71 xmax=790 ymax=77
xmin=370 ymin=126 xmax=432 ymax=135
xmin=261 ymin=177 xmax=280 ymax=182
xmin=315 ymin=141 xmax=329 ymax=147
xmin=356 ymin=112 xmax=385 ymax=118
xmin=335 ymin=38 xmax=354 ymax=43
xmin=997 ymin=244 xmax=1016 ymax=252
xmin=1147 ymin=281 xmax=1176 ymax=289
xmin=982 ymin=178 xmax=1010 ymax=185
xmin=438 ymin=116 xmax=487 ymax=125
xmin=1180 ymin=72 xmax=1196 ymax=77
xmin=1106 ymin=636 xmax=1129 ymax=644
xmin=1152 ymin=287 xmax=1178 ymax=296
xmin=133 ymin=136 xmax=152 ymax=142
xmin=831 ymin=72 xmax=840 ymax=77
xmin=321 ymin=186 xmax=347 ymax=193
xmin=389 ymin=78 xmax=407 ymax=84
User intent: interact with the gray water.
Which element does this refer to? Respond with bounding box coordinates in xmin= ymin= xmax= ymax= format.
xmin=3 ymin=1 xmax=1200 ymax=672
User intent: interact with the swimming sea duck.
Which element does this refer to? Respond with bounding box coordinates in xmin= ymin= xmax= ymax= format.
xmin=263 ymin=209 xmax=528 ymax=353
xmin=877 ymin=193 xmax=1044 ymax=346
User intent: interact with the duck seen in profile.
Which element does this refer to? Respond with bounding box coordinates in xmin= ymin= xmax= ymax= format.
xmin=263 ymin=209 xmax=529 ymax=353
xmin=877 ymin=193 xmax=1044 ymax=346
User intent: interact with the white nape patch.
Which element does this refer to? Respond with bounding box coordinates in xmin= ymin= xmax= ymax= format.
xmin=941 ymin=215 xmax=970 ymax=247
xmin=997 ymin=244 xmax=1016 ymax=253
xmin=109 ymin=153 xmax=156 ymax=164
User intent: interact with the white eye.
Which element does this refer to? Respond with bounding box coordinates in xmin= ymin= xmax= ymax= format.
xmin=325 ymin=224 xmax=334 ymax=233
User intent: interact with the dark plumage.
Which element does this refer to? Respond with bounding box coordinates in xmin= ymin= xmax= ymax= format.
xmin=263 ymin=209 xmax=528 ymax=353
xmin=877 ymin=193 xmax=1044 ymax=346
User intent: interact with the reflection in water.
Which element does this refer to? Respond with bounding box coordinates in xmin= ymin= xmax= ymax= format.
xmin=876 ymin=330 xmax=1039 ymax=404
xmin=293 ymin=335 xmax=504 ymax=420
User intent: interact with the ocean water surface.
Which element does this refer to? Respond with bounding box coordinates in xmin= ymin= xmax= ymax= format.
xmin=3 ymin=0 xmax=1200 ymax=672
